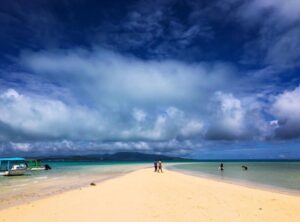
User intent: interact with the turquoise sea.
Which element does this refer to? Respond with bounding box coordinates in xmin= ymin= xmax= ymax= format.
xmin=170 ymin=161 xmax=300 ymax=193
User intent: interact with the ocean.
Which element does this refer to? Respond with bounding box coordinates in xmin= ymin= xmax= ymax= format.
xmin=169 ymin=161 xmax=300 ymax=193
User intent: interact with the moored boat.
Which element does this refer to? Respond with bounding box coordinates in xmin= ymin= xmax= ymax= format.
xmin=26 ymin=159 xmax=51 ymax=171
xmin=0 ymin=158 xmax=28 ymax=176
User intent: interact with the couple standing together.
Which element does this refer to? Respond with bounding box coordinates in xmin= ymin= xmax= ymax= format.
xmin=154 ymin=160 xmax=163 ymax=173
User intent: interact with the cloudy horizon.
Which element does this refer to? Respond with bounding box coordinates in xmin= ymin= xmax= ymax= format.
xmin=1 ymin=0 xmax=300 ymax=159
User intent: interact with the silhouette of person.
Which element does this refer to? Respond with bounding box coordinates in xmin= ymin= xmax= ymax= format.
xmin=219 ymin=163 xmax=224 ymax=171
xmin=154 ymin=160 xmax=158 ymax=172
xmin=242 ymin=165 xmax=248 ymax=170
xmin=158 ymin=160 xmax=163 ymax=173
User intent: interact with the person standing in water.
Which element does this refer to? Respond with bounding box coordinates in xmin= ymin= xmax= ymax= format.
xmin=219 ymin=163 xmax=224 ymax=171
xmin=158 ymin=160 xmax=163 ymax=173
xmin=154 ymin=160 xmax=158 ymax=172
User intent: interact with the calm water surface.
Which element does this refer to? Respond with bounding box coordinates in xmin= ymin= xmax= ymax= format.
xmin=170 ymin=161 xmax=300 ymax=192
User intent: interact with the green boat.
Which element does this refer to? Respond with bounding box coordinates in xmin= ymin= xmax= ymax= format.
xmin=26 ymin=159 xmax=51 ymax=170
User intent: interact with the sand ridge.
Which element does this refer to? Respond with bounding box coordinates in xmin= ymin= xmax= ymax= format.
xmin=1 ymin=168 xmax=300 ymax=222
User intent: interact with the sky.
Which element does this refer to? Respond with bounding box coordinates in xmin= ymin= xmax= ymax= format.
xmin=0 ymin=0 xmax=300 ymax=159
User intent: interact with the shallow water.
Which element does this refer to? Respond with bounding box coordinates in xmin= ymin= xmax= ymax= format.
xmin=170 ymin=161 xmax=300 ymax=192
xmin=0 ymin=161 xmax=149 ymax=209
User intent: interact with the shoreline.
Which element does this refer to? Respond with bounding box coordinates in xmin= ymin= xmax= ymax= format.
xmin=168 ymin=166 xmax=300 ymax=197
xmin=0 ymin=166 xmax=149 ymax=211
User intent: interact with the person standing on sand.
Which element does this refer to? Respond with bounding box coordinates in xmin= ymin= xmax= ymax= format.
xmin=158 ymin=160 xmax=163 ymax=173
xmin=154 ymin=160 xmax=158 ymax=172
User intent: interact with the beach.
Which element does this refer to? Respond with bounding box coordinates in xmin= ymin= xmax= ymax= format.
xmin=0 ymin=162 xmax=147 ymax=210
xmin=1 ymin=168 xmax=300 ymax=222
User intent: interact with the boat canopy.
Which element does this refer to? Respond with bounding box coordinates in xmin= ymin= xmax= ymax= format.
xmin=0 ymin=158 xmax=26 ymax=172
xmin=0 ymin=157 xmax=25 ymax=161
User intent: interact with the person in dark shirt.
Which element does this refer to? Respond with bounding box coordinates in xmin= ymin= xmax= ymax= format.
xmin=154 ymin=160 xmax=158 ymax=172
xmin=219 ymin=163 xmax=224 ymax=171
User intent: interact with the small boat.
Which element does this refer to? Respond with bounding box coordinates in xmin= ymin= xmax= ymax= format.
xmin=26 ymin=159 xmax=51 ymax=171
xmin=0 ymin=158 xmax=28 ymax=176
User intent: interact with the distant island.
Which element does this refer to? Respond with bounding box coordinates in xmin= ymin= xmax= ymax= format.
xmin=34 ymin=152 xmax=194 ymax=162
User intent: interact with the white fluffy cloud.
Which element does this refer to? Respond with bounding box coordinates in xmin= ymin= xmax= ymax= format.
xmin=0 ymin=89 xmax=105 ymax=141
xmin=205 ymin=91 xmax=269 ymax=140
xmin=1 ymin=46 xmax=298 ymax=156
xmin=0 ymin=88 xmax=205 ymax=144
xmin=7 ymin=48 xmax=236 ymax=145
xmin=206 ymin=92 xmax=246 ymax=140
xmin=120 ymin=106 xmax=204 ymax=141
xmin=20 ymin=48 xmax=236 ymax=107
xmin=271 ymin=85 xmax=300 ymax=139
